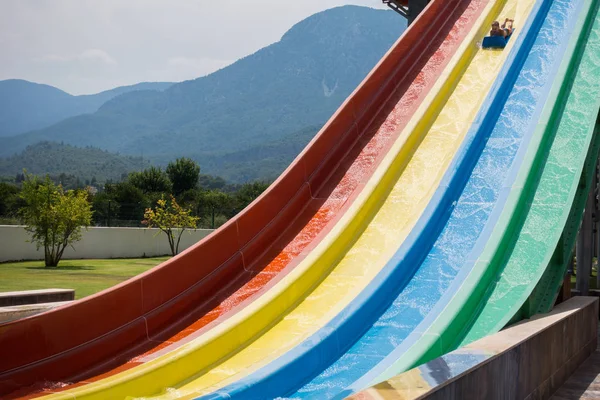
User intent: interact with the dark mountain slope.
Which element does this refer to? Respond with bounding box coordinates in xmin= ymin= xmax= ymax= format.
xmin=0 ymin=80 xmax=173 ymax=137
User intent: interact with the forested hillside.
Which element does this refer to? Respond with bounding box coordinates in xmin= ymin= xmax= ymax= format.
xmin=0 ymin=142 xmax=145 ymax=183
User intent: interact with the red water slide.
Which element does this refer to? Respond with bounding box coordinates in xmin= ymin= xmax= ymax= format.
xmin=0 ymin=0 xmax=481 ymax=397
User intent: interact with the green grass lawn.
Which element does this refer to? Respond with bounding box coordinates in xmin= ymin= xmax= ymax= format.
xmin=0 ymin=257 xmax=169 ymax=299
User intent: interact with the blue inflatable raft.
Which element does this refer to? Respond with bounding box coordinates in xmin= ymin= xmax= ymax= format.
xmin=482 ymin=30 xmax=514 ymax=49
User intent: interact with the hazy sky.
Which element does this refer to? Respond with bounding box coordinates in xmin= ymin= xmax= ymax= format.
xmin=0 ymin=1 xmax=388 ymax=95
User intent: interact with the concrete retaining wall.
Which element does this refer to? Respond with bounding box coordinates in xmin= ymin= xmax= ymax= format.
xmin=0 ymin=289 xmax=74 ymax=307
xmin=352 ymin=296 xmax=599 ymax=400
xmin=0 ymin=225 xmax=213 ymax=262
xmin=0 ymin=301 xmax=71 ymax=324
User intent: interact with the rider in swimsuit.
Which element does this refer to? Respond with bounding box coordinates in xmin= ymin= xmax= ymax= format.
xmin=490 ymin=18 xmax=514 ymax=38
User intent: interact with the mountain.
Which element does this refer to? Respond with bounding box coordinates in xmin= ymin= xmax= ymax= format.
xmin=0 ymin=141 xmax=146 ymax=183
xmin=0 ymin=5 xmax=406 ymax=180
xmin=0 ymin=80 xmax=173 ymax=137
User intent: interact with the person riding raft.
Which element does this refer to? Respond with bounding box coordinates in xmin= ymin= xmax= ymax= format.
xmin=490 ymin=18 xmax=514 ymax=38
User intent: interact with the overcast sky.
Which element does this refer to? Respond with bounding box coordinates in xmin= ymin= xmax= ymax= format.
xmin=0 ymin=1 xmax=388 ymax=95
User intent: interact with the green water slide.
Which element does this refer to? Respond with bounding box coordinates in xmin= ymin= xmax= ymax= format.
xmin=458 ymin=0 xmax=600 ymax=346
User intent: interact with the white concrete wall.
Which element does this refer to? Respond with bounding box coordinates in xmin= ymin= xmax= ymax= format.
xmin=0 ymin=225 xmax=214 ymax=262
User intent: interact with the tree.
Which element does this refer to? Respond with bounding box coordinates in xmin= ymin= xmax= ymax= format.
xmin=0 ymin=182 xmax=20 ymax=217
xmin=234 ymin=181 xmax=270 ymax=211
xmin=143 ymin=195 xmax=199 ymax=256
xmin=200 ymin=190 xmax=233 ymax=228
xmin=19 ymin=174 xmax=93 ymax=267
xmin=167 ymin=157 xmax=200 ymax=196
xmin=199 ymin=174 xmax=228 ymax=191
xmin=128 ymin=166 xmax=172 ymax=194
xmin=106 ymin=181 xmax=148 ymax=223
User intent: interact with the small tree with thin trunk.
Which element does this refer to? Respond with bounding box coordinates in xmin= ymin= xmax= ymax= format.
xmin=19 ymin=174 xmax=93 ymax=267
xmin=143 ymin=195 xmax=199 ymax=256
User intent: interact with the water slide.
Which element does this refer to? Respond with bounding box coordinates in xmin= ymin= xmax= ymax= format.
xmin=3 ymin=0 xmax=600 ymax=399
